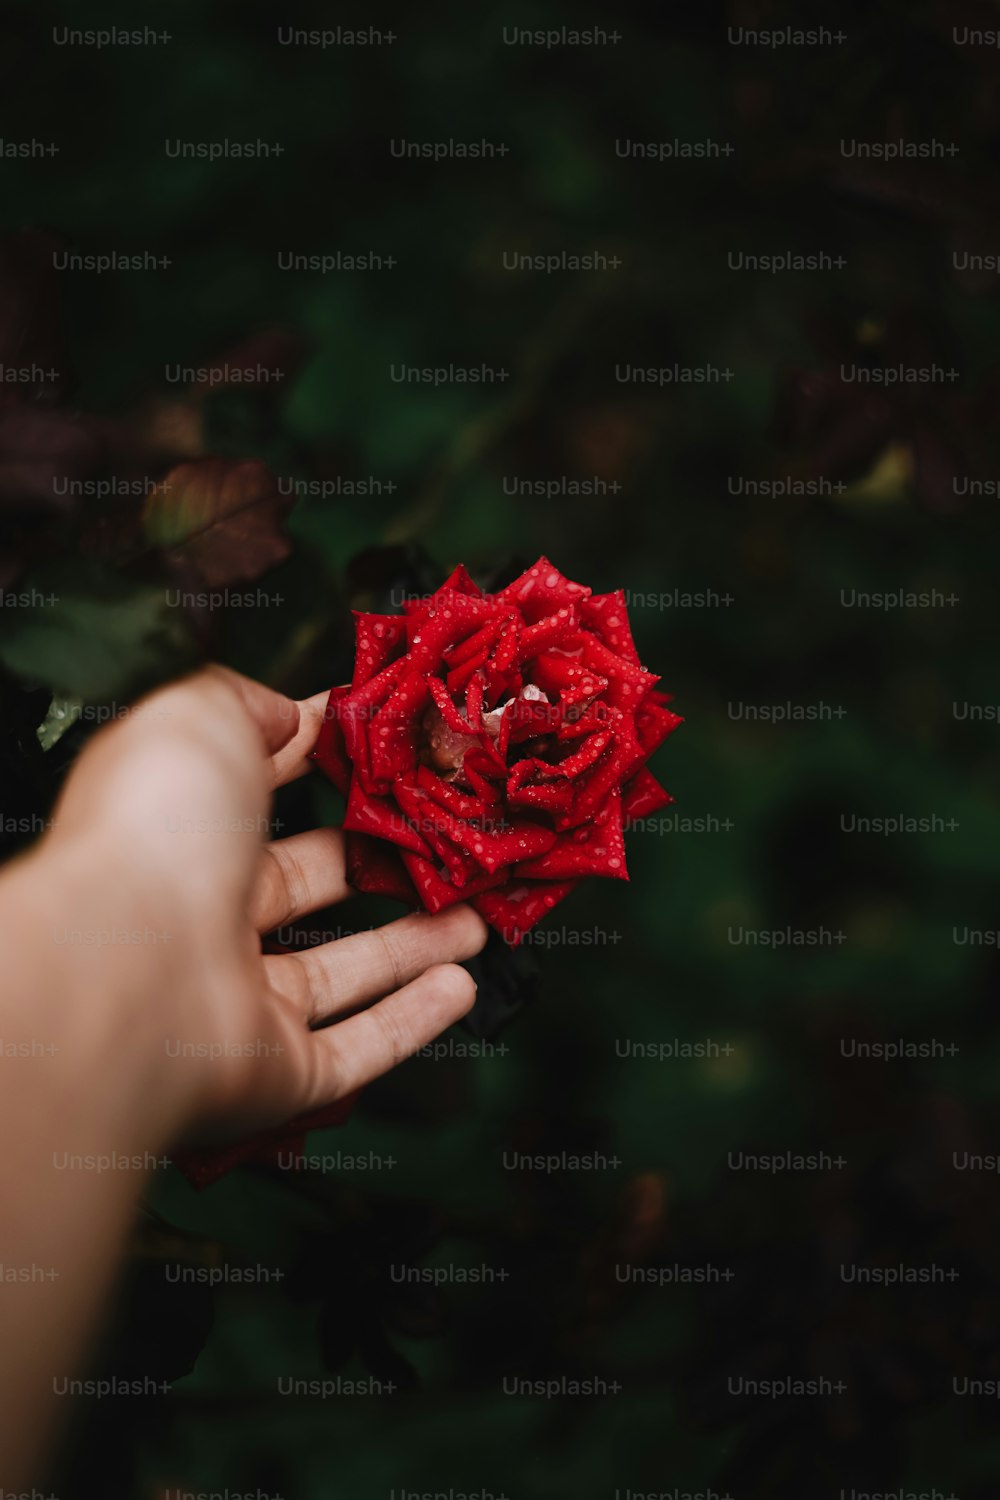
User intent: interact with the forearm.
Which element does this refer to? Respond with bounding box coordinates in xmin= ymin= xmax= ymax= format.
xmin=0 ymin=668 xmax=486 ymax=1485
xmin=0 ymin=841 xmax=181 ymax=1488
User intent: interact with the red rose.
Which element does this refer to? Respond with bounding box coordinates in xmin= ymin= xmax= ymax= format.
xmin=312 ymin=557 xmax=681 ymax=945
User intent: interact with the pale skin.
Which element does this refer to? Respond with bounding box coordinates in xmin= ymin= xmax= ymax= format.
xmin=0 ymin=667 xmax=488 ymax=1486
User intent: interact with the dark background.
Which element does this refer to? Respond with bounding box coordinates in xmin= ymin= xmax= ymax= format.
xmin=3 ymin=0 xmax=1000 ymax=1495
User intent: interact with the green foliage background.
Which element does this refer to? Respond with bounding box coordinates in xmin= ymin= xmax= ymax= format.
xmin=4 ymin=0 xmax=1000 ymax=1496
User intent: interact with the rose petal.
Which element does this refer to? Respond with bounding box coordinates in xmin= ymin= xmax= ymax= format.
xmin=310 ymin=686 xmax=353 ymax=794
xmin=635 ymin=693 xmax=684 ymax=755
xmin=494 ymin=556 xmax=591 ymax=624
xmin=369 ymin=667 xmax=428 ymax=783
xmin=463 ymin=749 xmax=505 ymax=804
xmin=340 ymin=657 xmax=407 ymax=790
xmin=552 ymin=730 xmax=615 ymax=779
xmin=517 ymin=793 xmax=627 ymax=880
xmin=445 ymin=815 xmax=557 ymax=875
xmin=466 ymin=731 xmax=507 ymax=778
xmin=506 ymin=760 xmax=576 ymax=814
xmin=427 ymin=675 xmax=473 ymax=736
xmin=346 ymin=831 xmax=418 ymax=904
xmin=439 ymin=563 xmax=482 ymax=597
xmin=445 ymin=615 xmax=505 ymax=669
xmin=531 ymin=652 xmax=608 ymax=715
xmin=556 ymin=700 xmax=613 ymax=741
xmin=406 ymin=591 xmax=494 ymax=667
xmin=507 ymin=693 xmax=561 ymax=743
xmin=464 ymin=670 xmax=486 ymax=730
xmin=487 ymin=619 xmax=520 ymax=677
xmin=472 ymin=878 xmax=578 ymax=945
xmin=622 ymin=768 xmax=673 ymax=822
xmin=393 ymin=780 xmax=483 ymax=886
xmin=580 ymin=633 xmax=659 ymax=710
xmin=516 ymin=603 xmax=580 ymax=661
xmin=344 ymin=777 xmax=432 ymax=857
xmin=415 ymin=763 xmax=494 ymax=819
xmin=507 ymin=731 xmax=612 ymax=794
xmin=445 ymin=654 xmax=487 ymax=695
xmin=580 ymin=590 xmax=641 ymax=666
xmin=559 ymin=732 xmax=634 ymax=830
xmin=399 ymin=778 xmax=556 ymax=878
xmin=401 ymin=851 xmax=503 ymax=912
xmin=351 ymin=611 xmax=406 ymax=688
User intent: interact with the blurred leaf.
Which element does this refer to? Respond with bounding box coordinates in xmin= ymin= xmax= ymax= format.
xmin=36 ymin=693 xmax=82 ymax=751
xmin=0 ymin=403 xmax=104 ymax=515
xmin=142 ymin=457 xmax=292 ymax=588
xmin=0 ymin=559 xmax=196 ymax=699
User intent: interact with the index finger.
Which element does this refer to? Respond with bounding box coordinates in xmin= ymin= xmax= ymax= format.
xmin=204 ymin=666 xmax=301 ymax=757
xmin=269 ymin=690 xmax=332 ymax=789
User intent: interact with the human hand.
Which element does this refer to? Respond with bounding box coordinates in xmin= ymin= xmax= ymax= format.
xmin=32 ymin=667 xmax=488 ymax=1149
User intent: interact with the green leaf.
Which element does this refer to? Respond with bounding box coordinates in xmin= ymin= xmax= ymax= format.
xmin=0 ymin=561 xmax=196 ymax=701
xmin=36 ymin=694 xmax=83 ymax=751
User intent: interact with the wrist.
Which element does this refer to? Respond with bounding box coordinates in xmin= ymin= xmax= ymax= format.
xmin=0 ymin=835 xmax=196 ymax=1155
